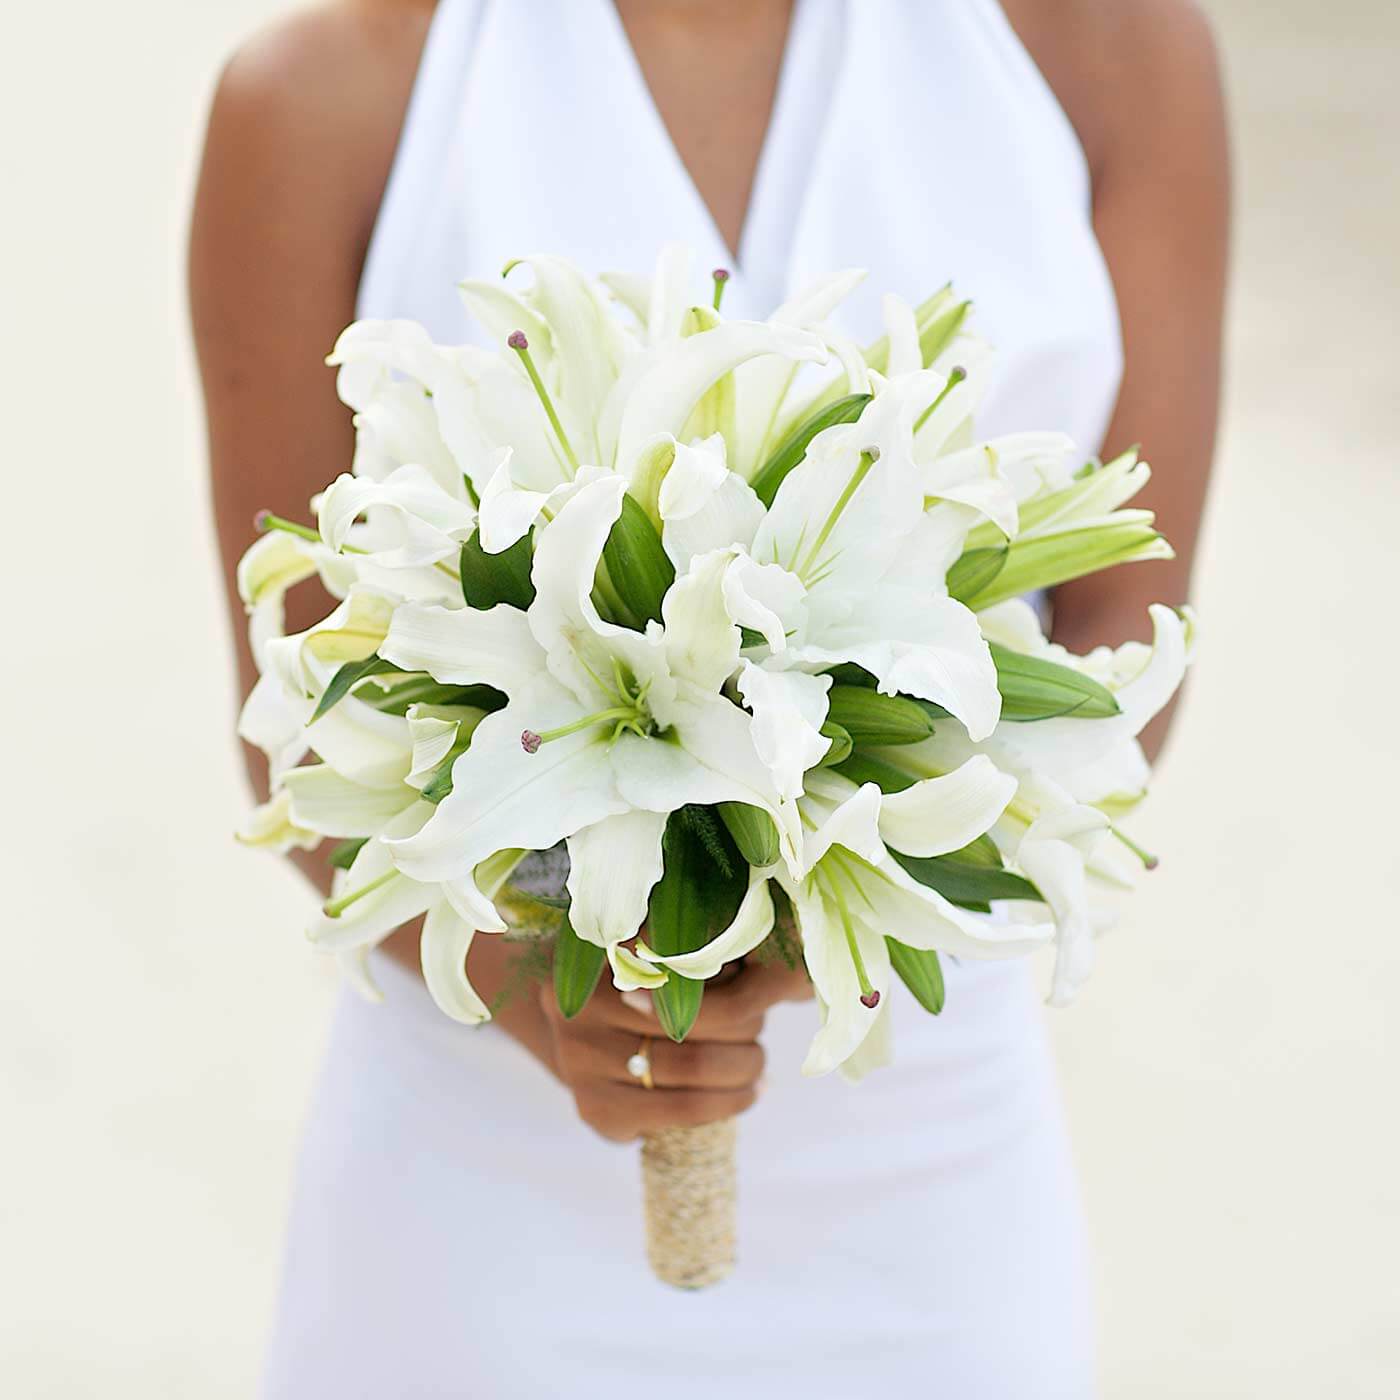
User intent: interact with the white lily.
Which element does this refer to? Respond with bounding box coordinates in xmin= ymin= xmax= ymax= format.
xmin=311 ymin=461 xmax=477 ymax=605
xmin=235 ymin=788 xmax=320 ymax=854
xmin=307 ymin=803 xmax=523 ymax=1025
xmin=381 ymin=474 xmax=802 ymax=945
xmin=739 ymin=380 xmax=1002 ymax=789
xmin=329 ymin=317 xmax=564 ymax=500
xmin=778 ymin=766 xmax=1048 ymax=1077
xmin=868 ymin=601 xmax=1194 ymax=1005
xmin=236 ymin=528 xmax=357 ymax=672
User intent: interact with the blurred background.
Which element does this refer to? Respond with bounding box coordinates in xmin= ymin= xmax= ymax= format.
xmin=4 ymin=1 xmax=1397 ymax=1394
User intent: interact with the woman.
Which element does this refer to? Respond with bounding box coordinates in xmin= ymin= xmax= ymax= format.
xmin=191 ymin=1 xmax=1226 ymax=1393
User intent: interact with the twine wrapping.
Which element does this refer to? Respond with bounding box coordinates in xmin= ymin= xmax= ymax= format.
xmin=640 ymin=1118 xmax=738 ymax=1288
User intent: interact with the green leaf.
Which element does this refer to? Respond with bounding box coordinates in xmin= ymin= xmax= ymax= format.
xmin=459 ymin=527 xmax=535 ymax=610
xmin=312 ymin=655 xmax=402 ymax=721
xmin=647 ymin=810 xmax=749 ymax=1042
xmin=946 ymin=545 xmax=1008 ymax=605
xmin=602 ymin=493 xmax=675 ymax=627
xmin=817 ymin=720 xmax=853 ymax=767
xmin=826 ymin=686 xmax=936 ymax=746
xmin=717 ymin=803 xmax=781 ymax=868
xmin=328 ymin=837 xmax=367 ymax=870
xmin=887 ymin=939 xmax=945 ymax=1014
xmin=991 ymin=643 xmax=1121 ymax=721
xmin=361 ymin=679 xmax=507 ymax=716
xmin=943 ymin=832 xmax=1003 ymax=869
xmin=831 ymin=752 xmax=917 ymax=793
xmin=750 ymin=393 xmax=872 ymax=507
xmin=553 ymin=917 xmax=606 ymax=1019
xmin=891 ymin=848 xmax=1041 ymax=907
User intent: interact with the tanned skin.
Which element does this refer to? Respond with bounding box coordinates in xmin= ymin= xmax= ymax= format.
xmin=189 ymin=0 xmax=1228 ymax=1140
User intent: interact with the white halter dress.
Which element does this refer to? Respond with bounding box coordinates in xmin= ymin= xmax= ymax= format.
xmin=263 ymin=2 xmax=1122 ymax=1396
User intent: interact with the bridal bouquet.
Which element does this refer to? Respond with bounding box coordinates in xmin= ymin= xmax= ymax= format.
xmin=236 ymin=249 xmax=1192 ymax=1284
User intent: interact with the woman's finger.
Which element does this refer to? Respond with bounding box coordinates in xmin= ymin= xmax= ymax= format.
xmin=690 ymin=957 xmax=813 ymax=1031
xmin=574 ymin=1080 xmax=760 ymax=1142
xmin=561 ymin=1027 xmax=764 ymax=1091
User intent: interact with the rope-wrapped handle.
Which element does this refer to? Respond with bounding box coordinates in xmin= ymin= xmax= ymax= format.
xmin=640 ymin=1118 xmax=737 ymax=1288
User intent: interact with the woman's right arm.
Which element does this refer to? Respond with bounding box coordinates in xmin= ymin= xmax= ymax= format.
xmin=188 ymin=2 xmax=789 ymax=1138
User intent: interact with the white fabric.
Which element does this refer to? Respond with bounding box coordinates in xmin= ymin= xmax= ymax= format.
xmin=266 ymin=2 xmax=1118 ymax=1394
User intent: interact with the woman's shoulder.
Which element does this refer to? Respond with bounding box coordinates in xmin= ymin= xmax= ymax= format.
xmin=215 ymin=0 xmax=436 ymax=107
xmin=203 ymin=0 xmax=436 ymax=237
xmin=999 ymin=0 xmax=1225 ymax=181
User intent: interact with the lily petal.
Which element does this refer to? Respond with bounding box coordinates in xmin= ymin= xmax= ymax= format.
xmin=735 ymin=663 xmax=831 ymax=802
xmin=386 ymin=676 xmax=627 ymax=884
xmin=877 ymin=755 xmax=1017 ymax=857
xmin=636 ymin=874 xmax=774 ymax=979
xmin=793 ymin=588 xmax=1001 ymax=741
xmin=609 ymin=943 xmax=670 ymax=992
xmin=612 ymin=321 xmax=826 ymax=479
xmin=283 ymin=763 xmax=417 ymax=837
xmin=381 ymin=601 xmax=542 ymax=696
xmin=421 ymin=898 xmax=491 ymax=1024
xmin=566 ymin=809 xmax=668 ymax=947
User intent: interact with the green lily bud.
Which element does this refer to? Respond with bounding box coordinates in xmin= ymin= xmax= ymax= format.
xmin=917 ymin=299 xmax=971 ymax=368
xmin=960 ymin=520 xmax=1172 ymax=611
xmin=553 ymin=917 xmax=606 ymax=1020
xmin=991 ymin=643 xmax=1122 ymax=721
xmin=826 ymin=686 xmax=937 ymax=746
xmin=601 ymin=493 xmax=676 ymax=627
xmin=886 ymin=939 xmax=945 ymax=1015
xmin=946 ymin=545 xmax=1008 ymax=605
xmin=718 ymin=802 xmax=782 ymax=868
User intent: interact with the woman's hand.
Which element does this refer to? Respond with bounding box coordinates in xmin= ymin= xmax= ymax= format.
xmin=539 ymin=958 xmax=811 ymax=1143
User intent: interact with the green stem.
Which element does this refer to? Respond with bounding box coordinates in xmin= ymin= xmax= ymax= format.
xmin=508 ymin=332 xmax=580 ymax=475
xmin=797 ymin=450 xmax=878 ymax=580
xmin=322 ymin=867 xmax=399 ymax=919
xmin=256 ymin=511 xmax=320 ymax=543
xmin=523 ymin=705 xmax=638 ymax=752
xmin=913 ymin=364 xmax=968 ymax=435
xmin=821 ymin=868 xmax=880 ymax=1007
xmin=1111 ymin=825 xmax=1160 ymax=870
xmin=712 ymin=267 xmax=730 ymax=311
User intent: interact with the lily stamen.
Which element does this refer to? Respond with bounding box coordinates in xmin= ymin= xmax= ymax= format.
xmin=322 ymin=867 xmax=399 ymax=919
xmin=521 ymin=705 xmax=644 ymax=753
xmin=913 ymin=364 xmax=967 ymax=435
xmin=1111 ymin=825 xmax=1160 ymax=870
xmin=795 ymin=448 xmax=879 ymax=581
xmin=711 ymin=267 xmax=730 ymax=311
xmin=822 ymin=869 xmax=881 ymax=1009
xmin=507 ymin=330 xmax=581 ymax=476
xmin=255 ymin=510 xmax=321 ymax=544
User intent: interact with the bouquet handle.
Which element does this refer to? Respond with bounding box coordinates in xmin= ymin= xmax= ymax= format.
xmin=640 ymin=1118 xmax=738 ymax=1288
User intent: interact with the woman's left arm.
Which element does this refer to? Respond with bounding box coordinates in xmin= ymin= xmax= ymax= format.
xmin=1035 ymin=0 xmax=1231 ymax=761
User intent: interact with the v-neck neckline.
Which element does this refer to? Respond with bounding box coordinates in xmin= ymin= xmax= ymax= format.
xmin=598 ymin=0 xmax=810 ymax=279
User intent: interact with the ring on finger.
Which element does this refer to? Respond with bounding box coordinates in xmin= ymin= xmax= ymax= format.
xmin=626 ymin=1035 xmax=655 ymax=1090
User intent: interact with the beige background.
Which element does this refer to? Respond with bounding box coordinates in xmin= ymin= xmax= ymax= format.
xmin=4 ymin=1 xmax=1398 ymax=1394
